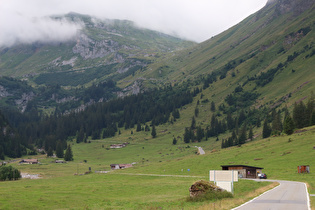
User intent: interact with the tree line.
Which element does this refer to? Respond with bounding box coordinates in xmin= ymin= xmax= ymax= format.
xmin=0 ymin=84 xmax=193 ymax=159
xmin=180 ymin=91 xmax=314 ymax=149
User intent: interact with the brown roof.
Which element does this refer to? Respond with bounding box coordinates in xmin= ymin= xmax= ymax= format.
xmin=22 ymin=159 xmax=38 ymax=162
xmin=221 ymin=165 xmax=263 ymax=169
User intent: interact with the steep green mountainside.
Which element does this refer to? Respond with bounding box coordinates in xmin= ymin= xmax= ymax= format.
xmin=0 ymin=13 xmax=194 ymax=114
xmin=0 ymin=0 xmax=314 ymax=163
xmin=0 ymin=13 xmax=195 ymax=84
xmin=1 ymin=0 xmax=314 ymax=116
xmin=129 ymin=0 xmax=315 ymax=108
xmin=0 ymin=1 xmax=314 ymax=208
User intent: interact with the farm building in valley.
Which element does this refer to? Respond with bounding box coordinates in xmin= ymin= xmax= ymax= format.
xmin=221 ymin=165 xmax=263 ymax=178
xmin=110 ymin=164 xmax=133 ymax=170
xmin=19 ymin=159 xmax=39 ymax=164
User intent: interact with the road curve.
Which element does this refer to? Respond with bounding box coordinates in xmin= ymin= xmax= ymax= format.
xmin=233 ymin=180 xmax=311 ymax=210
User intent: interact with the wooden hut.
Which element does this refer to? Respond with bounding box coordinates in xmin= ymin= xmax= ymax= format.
xmin=297 ymin=165 xmax=310 ymax=173
xmin=221 ymin=165 xmax=263 ymax=178
xmin=19 ymin=159 xmax=39 ymax=164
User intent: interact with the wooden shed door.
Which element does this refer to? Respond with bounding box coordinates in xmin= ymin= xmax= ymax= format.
xmin=246 ymin=169 xmax=257 ymax=178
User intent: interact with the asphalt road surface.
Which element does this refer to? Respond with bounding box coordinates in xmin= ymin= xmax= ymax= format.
xmin=233 ymin=180 xmax=310 ymax=210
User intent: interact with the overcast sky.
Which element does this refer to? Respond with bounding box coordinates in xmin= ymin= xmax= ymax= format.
xmin=0 ymin=0 xmax=268 ymax=47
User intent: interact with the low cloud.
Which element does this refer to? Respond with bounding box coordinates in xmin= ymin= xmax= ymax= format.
xmin=0 ymin=13 xmax=81 ymax=47
xmin=0 ymin=0 xmax=267 ymax=47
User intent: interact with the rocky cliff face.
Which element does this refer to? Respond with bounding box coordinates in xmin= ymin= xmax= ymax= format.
xmin=268 ymin=0 xmax=315 ymax=16
xmin=15 ymin=92 xmax=35 ymax=113
xmin=72 ymin=33 xmax=121 ymax=60
xmin=0 ymin=85 xmax=11 ymax=98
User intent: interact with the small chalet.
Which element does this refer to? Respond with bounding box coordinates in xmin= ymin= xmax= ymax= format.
xmin=297 ymin=165 xmax=310 ymax=173
xmin=221 ymin=165 xmax=263 ymax=178
xmin=19 ymin=159 xmax=39 ymax=164
xmin=110 ymin=164 xmax=133 ymax=170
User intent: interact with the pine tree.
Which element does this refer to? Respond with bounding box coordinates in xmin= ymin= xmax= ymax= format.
xmin=151 ymin=125 xmax=156 ymax=138
xmin=262 ymin=119 xmax=271 ymax=138
xmin=283 ymin=106 xmax=290 ymax=120
xmin=227 ymin=137 xmax=233 ymax=148
xmin=306 ymin=95 xmax=315 ymax=126
xmin=210 ymin=101 xmax=216 ymax=112
xmin=311 ymin=111 xmax=315 ymax=126
xmin=248 ymin=125 xmax=254 ymax=141
xmin=145 ymin=124 xmax=150 ymax=131
xmin=238 ymin=124 xmax=247 ymax=145
xmin=235 ymin=118 xmax=239 ymax=136
xmin=226 ymin=112 xmax=234 ymax=130
xmin=256 ymin=116 xmax=261 ymax=127
xmin=172 ymin=109 xmax=180 ymax=119
xmin=172 ymin=137 xmax=177 ymax=145
xmin=0 ymin=165 xmax=21 ymax=181
xmin=272 ymin=111 xmax=282 ymax=133
xmin=221 ymin=139 xmax=225 ymax=149
xmin=196 ymin=126 xmax=204 ymax=142
xmin=231 ymin=130 xmax=238 ymax=146
xmin=184 ymin=128 xmax=191 ymax=143
xmin=238 ymin=110 xmax=246 ymax=125
xmin=195 ymin=106 xmax=199 ymax=117
xmin=293 ymin=101 xmax=308 ymax=128
xmin=56 ymin=140 xmax=64 ymax=158
xmin=136 ymin=122 xmax=141 ymax=132
xmin=76 ymin=126 xmax=84 ymax=143
xmin=191 ymin=116 xmax=196 ymax=129
xmin=64 ymin=144 xmax=73 ymax=161
xmin=47 ymin=147 xmax=53 ymax=157
xmin=0 ymin=145 xmax=4 ymax=160
xmin=283 ymin=114 xmax=295 ymax=135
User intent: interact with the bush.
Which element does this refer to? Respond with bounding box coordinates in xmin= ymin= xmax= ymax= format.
xmin=188 ymin=180 xmax=233 ymax=202
xmin=189 ymin=190 xmax=233 ymax=202
xmin=0 ymin=165 xmax=21 ymax=181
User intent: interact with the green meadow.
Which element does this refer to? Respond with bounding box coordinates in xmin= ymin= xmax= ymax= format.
xmin=1 ymin=125 xmax=314 ymax=209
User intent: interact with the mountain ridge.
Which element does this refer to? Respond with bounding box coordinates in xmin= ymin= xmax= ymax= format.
xmin=0 ymin=13 xmax=195 ymax=80
xmin=1 ymin=1 xmax=314 ymax=116
xmin=133 ymin=0 xmax=314 ymax=108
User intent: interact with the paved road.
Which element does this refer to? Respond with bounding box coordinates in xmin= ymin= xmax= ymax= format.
xmin=233 ymin=180 xmax=310 ymax=210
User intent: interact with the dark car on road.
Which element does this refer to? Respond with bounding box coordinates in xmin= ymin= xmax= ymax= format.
xmin=259 ymin=173 xmax=267 ymax=179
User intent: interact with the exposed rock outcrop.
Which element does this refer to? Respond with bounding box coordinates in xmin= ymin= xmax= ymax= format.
xmin=268 ymin=0 xmax=315 ymax=16
xmin=15 ymin=92 xmax=35 ymax=113
xmin=73 ymin=33 xmax=120 ymax=59
xmin=0 ymin=85 xmax=11 ymax=98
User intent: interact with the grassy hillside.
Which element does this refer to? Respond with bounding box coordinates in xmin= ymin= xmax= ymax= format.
xmin=0 ymin=121 xmax=313 ymax=209
xmin=123 ymin=0 xmax=315 ymax=110
xmin=0 ymin=1 xmax=314 ymax=209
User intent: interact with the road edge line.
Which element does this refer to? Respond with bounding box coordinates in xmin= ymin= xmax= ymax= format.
xmin=304 ymin=182 xmax=311 ymax=210
xmin=231 ymin=181 xmax=281 ymax=210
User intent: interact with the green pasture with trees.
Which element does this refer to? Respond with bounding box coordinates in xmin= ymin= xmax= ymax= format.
xmin=0 ymin=124 xmax=314 ymax=209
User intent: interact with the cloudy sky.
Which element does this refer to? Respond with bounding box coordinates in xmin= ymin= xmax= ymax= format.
xmin=0 ymin=0 xmax=268 ymax=47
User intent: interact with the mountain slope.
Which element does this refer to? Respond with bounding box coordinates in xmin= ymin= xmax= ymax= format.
xmin=0 ymin=13 xmax=195 ymax=85
xmin=132 ymin=0 xmax=315 ymax=108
